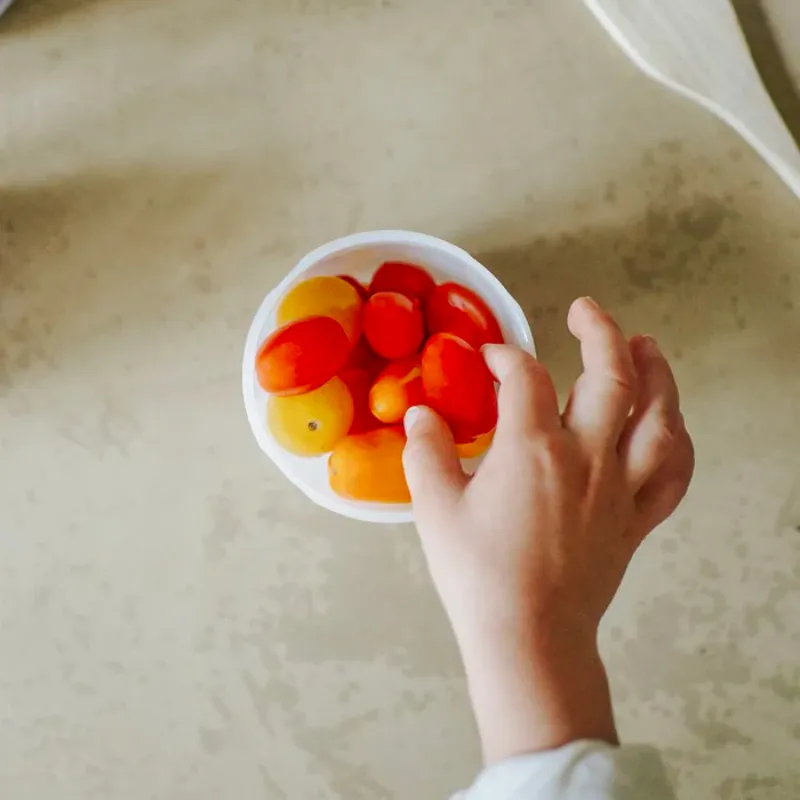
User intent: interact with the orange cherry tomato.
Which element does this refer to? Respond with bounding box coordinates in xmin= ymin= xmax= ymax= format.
xmin=340 ymin=368 xmax=381 ymax=434
xmin=277 ymin=276 xmax=363 ymax=343
xmin=425 ymin=282 xmax=504 ymax=349
xmin=369 ymin=261 xmax=436 ymax=301
xmin=363 ymin=291 xmax=424 ymax=360
xmin=267 ymin=377 xmax=354 ymax=456
xmin=456 ymin=429 xmax=495 ymax=459
xmin=421 ymin=333 xmax=498 ymax=443
xmin=256 ymin=316 xmax=350 ymax=396
xmin=369 ymin=357 xmax=424 ymax=424
xmin=328 ymin=427 xmax=410 ymax=503
xmin=337 ymin=274 xmax=370 ymax=302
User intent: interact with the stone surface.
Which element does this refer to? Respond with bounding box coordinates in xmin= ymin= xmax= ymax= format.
xmin=1 ymin=1 xmax=799 ymax=798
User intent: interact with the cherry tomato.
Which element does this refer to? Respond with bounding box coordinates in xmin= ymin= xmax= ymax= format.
xmin=369 ymin=357 xmax=424 ymax=424
xmin=456 ymin=429 xmax=495 ymax=459
xmin=337 ymin=274 xmax=370 ymax=302
xmin=369 ymin=262 xmax=436 ymax=301
xmin=344 ymin=336 xmax=386 ymax=377
xmin=425 ymin=282 xmax=504 ymax=349
xmin=256 ymin=316 xmax=350 ymax=396
xmin=340 ymin=368 xmax=381 ymax=434
xmin=363 ymin=291 xmax=424 ymax=360
xmin=267 ymin=377 xmax=354 ymax=456
xmin=421 ymin=333 xmax=497 ymax=443
xmin=277 ymin=276 xmax=362 ymax=343
xmin=328 ymin=427 xmax=410 ymax=504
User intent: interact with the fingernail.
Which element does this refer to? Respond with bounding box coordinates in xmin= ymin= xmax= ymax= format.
xmin=641 ymin=335 xmax=661 ymax=354
xmin=581 ymin=296 xmax=599 ymax=310
xmin=404 ymin=406 xmax=423 ymax=436
xmin=480 ymin=343 xmax=503 ymax=375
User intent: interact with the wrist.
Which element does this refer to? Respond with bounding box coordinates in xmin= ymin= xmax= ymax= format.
xmin=456 ymin=616 xmax=617 ymax=765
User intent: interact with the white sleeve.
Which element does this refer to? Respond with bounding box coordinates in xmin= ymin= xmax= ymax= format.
xmin=454 ymin=741 xmax=675 ymax=800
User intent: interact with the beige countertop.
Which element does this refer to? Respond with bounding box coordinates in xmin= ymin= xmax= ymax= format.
xmin=1 ymin=1 xmax=799 ymax=797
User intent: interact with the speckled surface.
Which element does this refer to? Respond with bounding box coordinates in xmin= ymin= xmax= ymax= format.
xmin=1 ymin=1 xmax=799 ymax=798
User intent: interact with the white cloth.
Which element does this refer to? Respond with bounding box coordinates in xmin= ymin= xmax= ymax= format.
xmin=455 ymin=741 xmax=674 ymax=800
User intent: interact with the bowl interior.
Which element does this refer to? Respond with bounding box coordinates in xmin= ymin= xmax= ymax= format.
xmin=243 ymin=232 xmax=534 ymax=524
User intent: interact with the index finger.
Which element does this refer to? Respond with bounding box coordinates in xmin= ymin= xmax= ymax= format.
xmin=482 ymin=345 xmax=561 ymax=440
xmin=562 ymin=297 xmax=637 ymax=448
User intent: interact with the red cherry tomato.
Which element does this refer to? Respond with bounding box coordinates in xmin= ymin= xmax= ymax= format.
xmin=337 ymin=274 xmax=370 ymax=302
xmin=425 ymin=282 xmax=504 ymax=349
xmin=421 ymin=333 xmax=498 ymax=443
xmin=256 ymin=316 xmax=350 ymax=396
xmin=369 ymin=262 xmax=436 ymax=301
xmin=363 ymin=291 xmax=424 ymax=360
xmin=340 ymin=368 xmax=381 ymax=434
xmin=344 ymin=336 xmax=386 ymax=377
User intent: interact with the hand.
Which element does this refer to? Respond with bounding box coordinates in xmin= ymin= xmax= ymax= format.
xmin=402 ymin=297 xmax=694 ymax=764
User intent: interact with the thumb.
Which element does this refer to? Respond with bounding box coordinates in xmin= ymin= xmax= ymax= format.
xmin=402 ymin=406 xmax=467 ymax=516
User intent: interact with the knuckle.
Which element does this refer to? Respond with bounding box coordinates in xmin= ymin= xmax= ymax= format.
xmin=608 ymin=366 xmax=637 ymax=403
xmin=650 ymin=413 xmax=676 ymax=451
xmin=676 ymin=427 xmax=696 ymax=479
xmin=542 ymin=431 xmax=567 ymax=457
xmin=522 ymin=430 xmax=566 ymax=465
xmin=507 ymin=353 xmax=548 ymax=390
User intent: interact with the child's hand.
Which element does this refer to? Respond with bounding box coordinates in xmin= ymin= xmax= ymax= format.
xmin=402 ymin=297 xmax=694 ymax=764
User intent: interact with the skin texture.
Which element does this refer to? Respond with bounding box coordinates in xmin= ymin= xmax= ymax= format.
xmin=402 ymin=297 xmax=695 ymax=765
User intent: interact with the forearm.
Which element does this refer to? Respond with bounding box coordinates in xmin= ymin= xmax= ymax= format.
xmin=458 ymin=622 xmax=617 ymax=765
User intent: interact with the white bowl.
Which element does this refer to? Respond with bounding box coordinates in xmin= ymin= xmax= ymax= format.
xmin=242 ymin=230 xmax=535 ymax=524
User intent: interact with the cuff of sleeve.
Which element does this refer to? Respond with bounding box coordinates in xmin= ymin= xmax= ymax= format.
xmin=456 ymin=740 xmax=674 ymax=800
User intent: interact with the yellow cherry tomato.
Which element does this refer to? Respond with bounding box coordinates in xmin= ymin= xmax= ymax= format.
xmin=276 ymin=276 xmax=363 ymax=343
xmin=267 ymin=377 xmax=354 ymax=457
